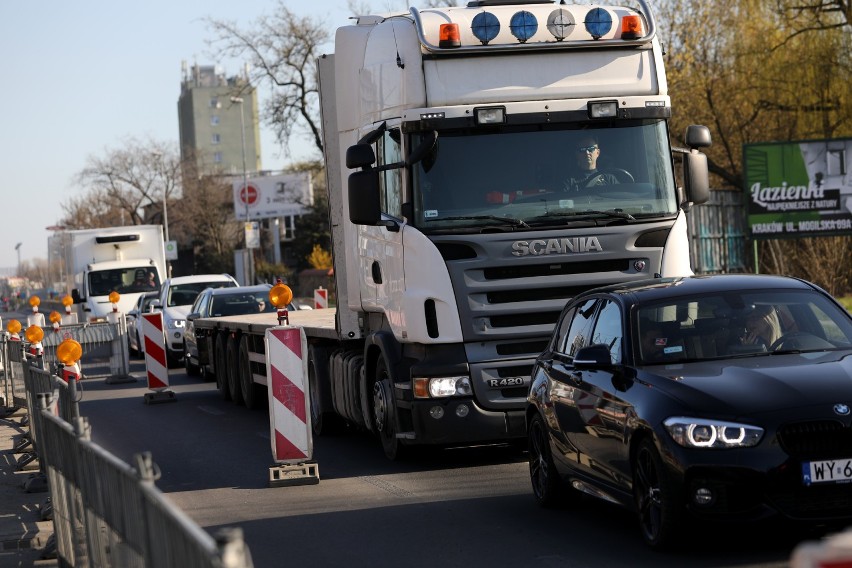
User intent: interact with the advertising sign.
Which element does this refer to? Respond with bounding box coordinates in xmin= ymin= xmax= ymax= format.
xmin=233 ymin=172 xmax=312 ymax=221
xmin=743 ymin=138 xmax=852 ymax=239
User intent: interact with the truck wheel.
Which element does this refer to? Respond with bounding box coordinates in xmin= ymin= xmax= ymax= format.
xmin=215 ymin=334 xmax=230 ymax=400
xmin=227 ymin=335 xmax=243 ymax=406
xmin=239 ymin=335 xmax=259 ymax=409
xmin=373 ymin=358 xmax=406 ymax=461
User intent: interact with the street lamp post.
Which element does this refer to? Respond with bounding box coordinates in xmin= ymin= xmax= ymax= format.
xmin=14 ymin=242 xmax=21 ymax=276
xmin=152 ymin=150 xmax=171 ymax=277
xmin=230 ymin=96 xmax=254 ymax=284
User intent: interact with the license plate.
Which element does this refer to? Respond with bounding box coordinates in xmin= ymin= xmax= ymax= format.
xmin=802 ymin=458 xmax=852 ymax=485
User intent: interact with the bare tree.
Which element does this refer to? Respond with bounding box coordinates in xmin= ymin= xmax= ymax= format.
xmin=206 ymin=4 xmax=330 ymax=158
xmin=67 ymin=138 xmax=181 ymax=229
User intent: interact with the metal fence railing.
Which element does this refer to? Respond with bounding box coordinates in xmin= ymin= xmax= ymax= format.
xmin=3 ymin=337 xmax=255 ymax=567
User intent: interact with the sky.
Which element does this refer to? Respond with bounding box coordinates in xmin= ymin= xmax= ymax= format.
xmin=0 ymin=1 xmax=357 ymax=273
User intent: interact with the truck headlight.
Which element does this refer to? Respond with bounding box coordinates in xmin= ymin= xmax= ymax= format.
xmin=413 ymin=376 xmax=472 ymax=399
xmin=664 ymin=417 xmax=763 ymax=449
xmin=167 ymin=319 xmax=186 ymax=329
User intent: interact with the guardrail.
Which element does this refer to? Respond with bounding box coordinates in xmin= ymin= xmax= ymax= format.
xmin=4 ymin=338 xmax=255 ymax=567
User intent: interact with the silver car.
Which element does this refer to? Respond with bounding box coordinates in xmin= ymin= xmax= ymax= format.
xmin=126 ymin=291 xmax=160 ymax=356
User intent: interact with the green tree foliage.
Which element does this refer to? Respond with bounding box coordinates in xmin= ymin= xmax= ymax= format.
xmin=660 ymin=0 xmax=852 ymax=295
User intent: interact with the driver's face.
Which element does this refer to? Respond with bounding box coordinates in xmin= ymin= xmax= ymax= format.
xmin=575 ymin=138 xmax=600 ymax=171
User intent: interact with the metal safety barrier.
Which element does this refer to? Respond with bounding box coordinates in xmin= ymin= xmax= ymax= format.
xmin=8 ymin=347 xmax=254 ymax=567
xmin=35 ymin=398 xmax=254 ymax=568
xmin=41 ymin=319 xmax=132 ymax=382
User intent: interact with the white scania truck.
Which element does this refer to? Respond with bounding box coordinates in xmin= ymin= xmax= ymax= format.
xmin=191 ymin=0 xmax=711 ymax=459
xmin=55 ymin=225 xmax=167 ymax=322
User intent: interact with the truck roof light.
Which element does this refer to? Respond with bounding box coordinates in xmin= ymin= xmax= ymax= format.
xmin=588 ymin=100 xmax=619 ymax=118
xmin=439 ymin=23 xmax=461 ymax=48
xmin=546 ymin=9 xmax=575 ymax=41
xmin=584 ymin=7 xmax=613 ymax=39
xmin=471 ymin=11 xmax=500 ymax=45
xmin=474 ymin=106 xmax=506 ymax=125
xmin=510 ymin=10 xmax=538 ymax=43
xmin=620 ymin=15 xmax=644 ymax=39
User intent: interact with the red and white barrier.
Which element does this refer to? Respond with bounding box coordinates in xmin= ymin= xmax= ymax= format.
xmin=313 ymin=287 xmax=328 ymax=310
xmin=265 ymin=326 xmax=318 ymax=486
xmin=141 ymin=312 xmax=176 ymax=403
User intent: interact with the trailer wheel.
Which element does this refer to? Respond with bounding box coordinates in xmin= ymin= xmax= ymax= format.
xmin=227 ymin=335 xmax=243 ymax=406
xmin=239 ymin=335 xmax=260 ymax=409
xmin=215 ymin=334 xmax=230 ymax=400
xmin=373 ymin=358 xmax=406 ymax=461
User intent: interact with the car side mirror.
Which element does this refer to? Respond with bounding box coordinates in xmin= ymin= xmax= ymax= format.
xmin=149 ymin=299 xmax=161 ymax=310
xmin=573 ymin=344 xmax=613 ymax=369
xmin=187 ymin=312 xmax=200 ymax=321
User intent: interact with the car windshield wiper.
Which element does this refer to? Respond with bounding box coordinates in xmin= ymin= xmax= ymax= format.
xmin=426 ymin=215 xmax=530 ymax=229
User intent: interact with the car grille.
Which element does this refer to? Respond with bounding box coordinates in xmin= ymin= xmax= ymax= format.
xmin=777 ymin=420 xmax=852 ymax=460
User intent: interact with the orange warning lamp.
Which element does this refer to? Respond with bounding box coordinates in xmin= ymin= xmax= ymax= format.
xmin=49 ymin=311 xmax=62 ymax=324
xmin=109 ymin=291 xmax=121 ymax=304
xmin=57 ymin=338 xmax=83 ymax=365
xmin=62 ymin=295 xmax=74 ymax=307
xmin=29 ymin=296 xmax=41 ymax=309
xmin=25 ymin=325 xmax=44 ymax=344
xmin=269 ymin=282 xmax=293 ymax=309
xmin=7 ymin=319 xmax=22 ymax=335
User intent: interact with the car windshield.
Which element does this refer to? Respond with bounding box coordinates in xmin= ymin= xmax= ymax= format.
xmin=167 ymin=281 xmax=234 ymax=307
xmin=635 ymin=290 xmax=852 ymax=364
xmin=410 ymin=120 xmax=678 ymax=232
xmin=210 ymin=292 xmax=275 ymax=316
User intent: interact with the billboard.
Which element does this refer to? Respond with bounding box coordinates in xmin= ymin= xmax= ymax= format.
xmin=743 ymin=138 xmax=852 ymax=239
xmin=233 ymin=172 xmax=312 ymax=221
xmin=743 ymin=137 xmax=852 ymax=239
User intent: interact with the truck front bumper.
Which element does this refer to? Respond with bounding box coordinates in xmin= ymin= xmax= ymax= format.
xmin=406 ymin=398 xmax=525 ymax=446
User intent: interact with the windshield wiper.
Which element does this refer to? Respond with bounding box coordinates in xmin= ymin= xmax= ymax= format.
xmin=426 ymin=215 xmax=530 ymax=229
xmin=528 ymin=209 xmax=636 ymax=225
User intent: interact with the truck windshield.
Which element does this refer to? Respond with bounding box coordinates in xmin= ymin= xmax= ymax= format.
xmin=410 ymin=120 xmax=678 ymax=231
xmin=88 ymin=267 xmax=161 ymax=296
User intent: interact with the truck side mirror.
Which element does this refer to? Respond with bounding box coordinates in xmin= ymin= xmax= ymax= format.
xmin=71 ymin=288 xmax=82 ymax=303
xmin=682 ymin=124 xmax=711 ymax=206
xmin=348 ymin=170 xmax=382 ymax=225
xmin=346 ymin=144 xmax=376 ymax=169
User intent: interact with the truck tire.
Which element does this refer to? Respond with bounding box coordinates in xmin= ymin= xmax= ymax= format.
xmin=308 ymin=345 xmax=342 ymax=436
xmin=238 ymin=335 xmax=260 ymax=409
xmin=227 ymin=335 xmax=244 ymax=406
xmin=215 ymin=334 xmax=230 ymax=400
xmin=373 ymin=357 xmax=406 ymax=460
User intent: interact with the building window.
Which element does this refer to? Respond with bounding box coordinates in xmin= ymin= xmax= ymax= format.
xmin=211 ymin=115 xmax=220 ymax=126
xmin=214 ymin=152 xmax=223 ymax=163
xmin=212 ymin=133 xmax=221 ymax=145
xmin=209 ymin=97 xmax=220 ymax=109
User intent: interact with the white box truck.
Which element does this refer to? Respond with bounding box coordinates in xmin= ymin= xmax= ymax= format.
xmin=57 ymin=225 xmax=167 ymax=322
xmin=192 ymin=0 xmax=711 ymax=459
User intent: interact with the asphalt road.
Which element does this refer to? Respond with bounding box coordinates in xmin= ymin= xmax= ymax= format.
xmin=75 ymin=361 xmax=807 ymax=568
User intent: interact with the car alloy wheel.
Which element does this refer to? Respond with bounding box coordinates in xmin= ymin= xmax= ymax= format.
xmin=528 ymin=413 xmax=564 ymax=507
xmin=633 ymin=438 xmax=681 ymax=549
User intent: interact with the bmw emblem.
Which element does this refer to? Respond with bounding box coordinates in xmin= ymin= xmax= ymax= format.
xmin=833 ymin=404 xmax=851 ymax=416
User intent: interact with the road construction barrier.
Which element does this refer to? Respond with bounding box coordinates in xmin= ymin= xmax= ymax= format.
xmin=791 ymin=527 xmax=852 ymax=567
xmin=40 ymin=319 xmax=132 ymax=383
xmin=313 ymin=287 xmax=328 ymax=309
xmin=264 ymin=326 xmax=319 ymax=487
xmin=141 ymin=311 xmax=175 ymax=404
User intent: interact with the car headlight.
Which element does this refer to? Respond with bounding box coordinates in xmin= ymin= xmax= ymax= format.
xmin=413 ymin=376 xmax=472 ymax=399
xmin=167 ymin=319 xmax=186 ymax=329
xmin=664 ymin=417 xmax=763 ymax=449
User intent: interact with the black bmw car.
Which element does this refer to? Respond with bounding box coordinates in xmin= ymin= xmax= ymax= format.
xmin=526 ymin=274 xmax=852 ymax=549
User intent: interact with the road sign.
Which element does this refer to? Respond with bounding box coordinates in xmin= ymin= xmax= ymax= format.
xmin=164 ymin=240 xmax=178 ymax=261
xmin=239 ymin=184 xmax=259 ymax=205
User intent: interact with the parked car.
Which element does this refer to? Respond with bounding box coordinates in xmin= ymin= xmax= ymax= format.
xmin=183 ymin=284 xmax=298 ymax=380
xmin=153 ymin=274 xmax=238 ymax=366
xmin=126 ymin=290 xmax=160 ymax=356
xmin=526 ymin=274 xmax=852 ymax=549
